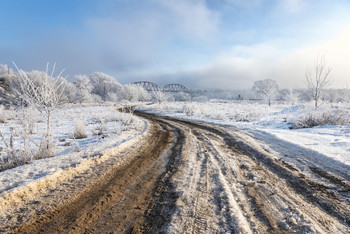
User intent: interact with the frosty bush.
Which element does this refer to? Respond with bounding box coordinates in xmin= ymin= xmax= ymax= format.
xmin=0 ymin=127 xmax=36 ymax=171
xmin=96 ymin=121 xmax=106 ymax=136
xmin=233 ymin=112 xmax=261 ymax=122
xmin=73 ymin=120 xmax=87 ymax=139
xmin=37 ymin=135 xmax=56 ymax=159
xmin=114 ymin=112 xmax=136 ymax=125
xmin=290 ymin=106 xmax=349 ymax=129
xmin=183 ymin=103 xmax=198 ymax=116
xmin=115 ymin=125 xmax=122 ymax=135
xmin=0 ymin=105 xmax=5 ymax=123
xmin=184 ymin=103 xmax=207 ymax=117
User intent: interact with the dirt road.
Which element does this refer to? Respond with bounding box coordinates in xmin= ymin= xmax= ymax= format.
xmin=2 ymin=112 xmax=350 ymax=233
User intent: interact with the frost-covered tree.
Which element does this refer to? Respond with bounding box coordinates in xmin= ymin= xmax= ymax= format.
xmin=89 ymin=72 xmax=123 ymax=102
xmin=137 ymin=86 xmax=152 ymax=102
xmin=12 ymin=62 xmax=67 ymax=156
xmin=252 ymin=79 xmax=279 ymax=106
xmin=73 ymin=75 xmax=94 ymax=103
xmin=305 ymin=55 xmax=332 ymax=108
xmin=123 ymin=84 xmax=151 ymax=102
xmin=173 ymin=92 xmax=191 ymax=102
xmin=279 ymin=89 xmax=299 ymax=105
xmin=154 ymin=91 xmax=172 ymax=103
xmin=0 ymin=64 xmax=17 ymax=104
xmin=61 ymin=80 xmax=80 ymax=103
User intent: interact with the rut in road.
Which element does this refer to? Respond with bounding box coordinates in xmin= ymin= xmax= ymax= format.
xmin=138 ymin=112 xmax=350 ymax=233
xmin=9 ymin=119 xmax=180 ymax=233
xmin=3 ymin=112 xmax=350 ymax=233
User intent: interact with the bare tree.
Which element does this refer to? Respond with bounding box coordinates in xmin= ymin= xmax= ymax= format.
xmin=252 ymin=79 xmax=279 ymax=106
xmin=154 ymin=91 xmax=172 ymax=104
xmin=12 ymin=62 xmax=66 ymax=156
xmin=305 ymin=55 xmax=332 ymax=108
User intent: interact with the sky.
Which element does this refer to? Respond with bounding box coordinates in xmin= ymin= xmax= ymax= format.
xmin=1 ymin=0 xmax=350 ymax=89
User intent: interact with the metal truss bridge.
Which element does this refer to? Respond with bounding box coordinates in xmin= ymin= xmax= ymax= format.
xmin=131 ymin=81 xmax=190 ymax=93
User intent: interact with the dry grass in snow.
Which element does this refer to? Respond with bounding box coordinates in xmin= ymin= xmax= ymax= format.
xmin=0 ymin=103 xmax=145 ymax=172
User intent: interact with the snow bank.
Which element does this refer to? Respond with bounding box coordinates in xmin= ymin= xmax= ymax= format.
xmin=0 ymin=104 xmax=148 ymax=210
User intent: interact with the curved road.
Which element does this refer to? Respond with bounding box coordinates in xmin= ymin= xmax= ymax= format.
xmin=2 ymin=111 xmax=350 ymax=233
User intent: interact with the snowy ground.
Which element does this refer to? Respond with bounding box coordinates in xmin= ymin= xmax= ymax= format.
xmin=1 ymin=101 xmax=349 ymax=232
xmin=140 ymin=101 xmax=350 ymax=168
xmin=2 ymin=100 xmax=349 ymax=197
xmin=0 ymin=104 xmax=147 ymax=194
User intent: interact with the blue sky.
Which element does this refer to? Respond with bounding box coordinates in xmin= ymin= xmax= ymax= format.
xmin=1 ymin=0 xmax=350 ymax=89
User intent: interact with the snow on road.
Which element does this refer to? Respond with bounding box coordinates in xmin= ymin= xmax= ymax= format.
xmin=141 ymin=113 xmax=350 ymax=233
xmin=141 ymin=101 xmax=350 ymax=168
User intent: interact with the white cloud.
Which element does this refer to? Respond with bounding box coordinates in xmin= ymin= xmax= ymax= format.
xmin=83 ymin=0 xmax=221 ymax=72
xmin=228 ymin=43 xmax=282 ymax=59
xmin=155 ymin=0 xmax=220 ymax=40
xmin=87 ymin=17 xmax=161 ymax=68
xmin=5 ymin=0 xmax=350 ymax=90
xmin=144 ymin=25 xmax=350 ymax=90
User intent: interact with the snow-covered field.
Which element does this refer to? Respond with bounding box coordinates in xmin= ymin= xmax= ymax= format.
xmin=141 ymin=101 xmax=350 ymax=167
xmin=0 ymin=104 xmax=147 ymax=194
xmin=1 ymin=100 xmax=350 ymax=232
xmin=1 ymin=100 xmax=349 ymax=211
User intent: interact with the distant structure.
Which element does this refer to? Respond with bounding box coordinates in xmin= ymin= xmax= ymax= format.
xmin=132 ymin=81 xmax=162 ymax=92
xmin=162 ymin=84 xmax=190 ymax=93
xmin=131 ymin=81 xmax=190 ymax=93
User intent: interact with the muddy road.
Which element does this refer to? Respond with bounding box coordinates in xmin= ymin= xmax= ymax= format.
xmin=2 ymin=112 xmax=350 ymax=233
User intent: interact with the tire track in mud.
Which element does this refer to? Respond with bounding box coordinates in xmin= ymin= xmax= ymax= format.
xmin=11 ymin=118 xmax=179 ymax=233
xmin=192 ymin=130 xmax=249 ymax=233
xmin=172 ymin=117 xmax=350 ymax=224
xmin=143 ymin=113 xmax=350 ymax=233
xmin=140 ymin=119 xmax=184 ymax=233
xmin=3 ymin=112 xmax=350 ymax=233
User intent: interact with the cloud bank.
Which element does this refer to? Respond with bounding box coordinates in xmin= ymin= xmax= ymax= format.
xmin=1 ymin=0 xmax=350 ymax=89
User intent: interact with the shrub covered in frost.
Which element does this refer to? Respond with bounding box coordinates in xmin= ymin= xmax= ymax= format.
xmin=73 ymin=120 xmax=87 ymax=139
xmin=36 ymin=135 xmax=57 ymax=159
xmin=289 ymin=105 xmax=350 ymax=129
xmin=0 ymin=105 xmax=5 ymax=123
xmin=183 ymin=103 xmax=202 ymax=117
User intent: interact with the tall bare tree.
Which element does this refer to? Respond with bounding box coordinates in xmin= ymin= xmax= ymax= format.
xmin=252 ymin=79 xmax=279 ymax=106
xmin=12 ymin=62 xmax=66 ymax=156
xmin=305 ymin=55 xmax=332 ymax=108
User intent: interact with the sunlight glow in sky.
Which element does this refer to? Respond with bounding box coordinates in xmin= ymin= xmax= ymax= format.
xmin=1 ymin=0 xmax=350 ymax=89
